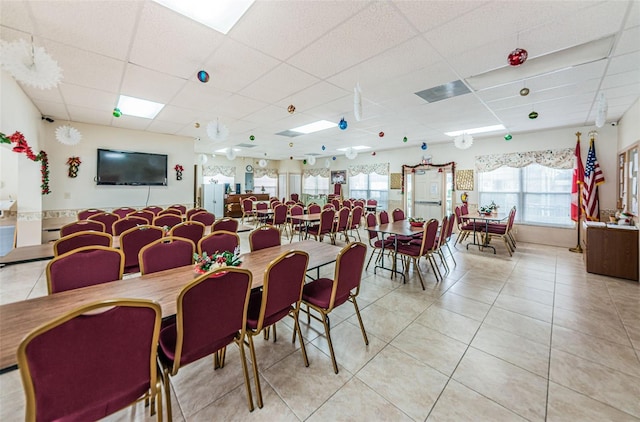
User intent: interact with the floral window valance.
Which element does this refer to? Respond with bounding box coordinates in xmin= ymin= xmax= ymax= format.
xmin=303 ymin=168 xmax=330 ymax=178
xmin=203 ymin=165 xmax=235 ymax=177
xmin=348 ymin=163 xmax=389 ymax=176
xmin=475 ymin=148 xmax=574 ymax=173
xmin=254 ymin=167 xmax=278 ymax=178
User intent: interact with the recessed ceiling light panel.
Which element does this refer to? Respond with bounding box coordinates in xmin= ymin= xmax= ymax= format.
xmin=290 ymin=120 xmax=338 ymax=134
xmin=116 ymin=95 xmax=165 ymax=119
xmin=152 ymin=0 xmax=255 ymax=34
xmin=445 ymin=124 xmax=505 ymax=137
xmin=336 ymin=145 xmax=370 ymax=151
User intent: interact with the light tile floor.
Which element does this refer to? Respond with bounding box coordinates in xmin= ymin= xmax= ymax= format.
xmin=1 ymin=227 xmax=639 ymax=421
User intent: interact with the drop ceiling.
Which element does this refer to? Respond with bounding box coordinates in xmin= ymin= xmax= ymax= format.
xmin=1 ymin=0 xmax=638 ymax=160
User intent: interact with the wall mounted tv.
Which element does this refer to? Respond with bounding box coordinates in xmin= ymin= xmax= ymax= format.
xmin=96 ymin=149 xmax=168 ymax=186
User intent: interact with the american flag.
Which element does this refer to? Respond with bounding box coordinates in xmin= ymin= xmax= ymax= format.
xmin=582 ymin=137 xmax=605 ymax=221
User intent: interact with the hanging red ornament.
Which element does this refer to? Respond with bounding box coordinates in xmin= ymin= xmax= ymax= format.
xmin=371 ymin=151 xmax=376 ymax=156
xmin=378 ymin=132 xmax=384 ymax=137
xmin=508 ymin=48 xmax=528 ymax=66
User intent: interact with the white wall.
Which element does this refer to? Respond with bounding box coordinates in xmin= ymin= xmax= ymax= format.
xmin=618 ymin=98 xmax=639 ymax=151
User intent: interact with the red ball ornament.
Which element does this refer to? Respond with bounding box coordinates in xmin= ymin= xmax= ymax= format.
xmin=508 ymin=48 xmax=528 ymax=66
xmin=371 ymin=151 xmax=376 ymax=156
xmin=378 ymin=132 xmax=384 ymax=137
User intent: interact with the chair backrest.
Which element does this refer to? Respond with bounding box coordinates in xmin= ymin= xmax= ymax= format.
xmin=158 ymin=208 xmax=182 ymax=216
xmin=119 ymin=225 xmax=164 ymax=272
xmin=18 ymin=299 xmax=161 ymax=422
xmin=248 ymin=196 xmax=257 ymax=201
xmin=53 ymin=231 xmax=113 ymax=256
xmin=342 ymin=199 xmax=352 ymax=209
xmin=446 ymin=213 xmax=456 ymax=240
xmin=153 ymin=214 xmax=182 ymax=228
xmin=169 ymin=221 xmax=205 ymax=246
xmin=353 ymin=200 xmax=365 ymax=209
xmin=350 ymin=206 xmax=364 ymax=229
xmin=308 ymin=203 xmax=321 ymax=214
xmin=138 ymin=236 xmax=195 ymax=275
xmin=285 ymin=200 xmax=296 ymax=207
xmin=334 ymin=184 xmax=342 ymax=195
xmin=253 ymin=250 xmax=309 ymax=331
xmin=335 ymin=207 xmax=350 ymax=231
xmin=190 ymin=211 xmax=216 ymax=227
xmin=323 ymin=203 xmax=335 ymax=210
xmin=46 ymin=246 xmax=125 ymax=294
xmin=198 ymin=230 xmax=240 ymax=255
xmin=392 ymin=208 xmax=405 ymax=222
xmin=169 ymin=204 xmax=187 ymax=214
xmin=331 ymin=199 xmax=341 ymax=209
xmin=461 ymin=203 xmax=469 ymax=216
xmin=88 ymin=212 xmax=120 ymax=235
xmin=249 ymin=225 xmax=281 ymax=251
xmin=328 ymin=242 xmax=367 ymax=310
xmin=186 ymin=208 xmax=206 ymax=220
xmin=318 ymin=209 xmax=335 ymax=234
xmin=112 ymin=207 xmax=136 ymax=219
xmin=60 ymin=220 xmax=106 ymax=237
xmin=242 ymin=198 xmax=254 ymax=212
xmin=454 ymin=206 xmax=463 ymax=228
xmin=419 ymin=219 xmax=440 ymax=255
xmin=77 ymin=208 xmax=104 ymax=220
xmin=366 ymin=212 xmax=379 ymax=241
xmin=112 ymin=216 xmax=149 ymax=236
xmin=366 ymin=199 xmax=377 ymax=206
xmin=169 ymin=268 xmax=252 ymax=371
xmin=142 ymin=206 xmax=163 ymax=215
xmin=273 ymin=204 xmax=288 ymax=225
xmin=289 ymin=204 xmax=303 ymax=217
xmin=129 ymin=210 xmax=155 ymax=224
xmin=438 ymin=215 xmax=449 ymax=248
xmin=379 ymin=210 xmax=390 ymax=224
xmin=212 ymin=217 xmax=239 ymax=232
xmin=256 ymin=202 xmax=268 ymax=211
xmin=508 ymin=206 xmax=517 ymax=229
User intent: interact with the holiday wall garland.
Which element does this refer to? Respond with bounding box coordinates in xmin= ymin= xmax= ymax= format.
xmin=401 ymin=161 xmax=456 ymax=194
xmin=0 ymin=131 xmax=50 ymax=194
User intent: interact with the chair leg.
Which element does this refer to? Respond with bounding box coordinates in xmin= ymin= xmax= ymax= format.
xmin=272 ymin=323 xmax=277 ymax=342
xmin=351 ymin=297 xmax=369 ymax=345
xmin=365 ymin=248 xmax=379 ymax=270
xmin=155 ymin=379 xmax=164 ymax=422
xmin=236 ymin=335 xmax=255 ymax=411
xmin=292 ymin=306 xmax=309 ymax=367
xmin=162 ymin=367 xmax=173 ymax=422
xmin=320 ymin=312 xmax=339 ymax=374
xmin=246 ymin=334 xmax=263 ymax=408
xmin=411 ymin=256 xmax=426 ymax=290
xmin=445 ymin=243 xmax=457 ymax=265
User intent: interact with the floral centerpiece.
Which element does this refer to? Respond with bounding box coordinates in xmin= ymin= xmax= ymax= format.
xmin=194 ymin=246 xmax=242 ymax=274
xmin=479 ymin=201 xmax=498 ymax=215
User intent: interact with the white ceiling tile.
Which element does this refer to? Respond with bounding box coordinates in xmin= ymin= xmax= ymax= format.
xmin=19 ymin=84 xmax=65 ymax=104
xmin=239 ymin=63 xmax=320 ymax=104
xmin=0 ymin=1 xmax=33 ymax=34
xmin=66 ymin=105 xmax=112 ymax=126
xmin=154 ymin=105 xmax=204 ymax=126
xmin=146 ymin=120 xmax=185 ymax=135
xmin=31 ymin=100 xmax=68 ymax=121
xmin=59 ymin=84 xmax=117 ymax=112
xmin=171 ymin=81 xmax=233 ymax=111
xmin=395 ymin=1 xmax=488 ymax=33
xmin=211 ymin=94 xmax=269 ymax=120
xmin=607 ymin=51 xmax=640 ymax=75
xmin=110 ymin=115 xmax=152 ymax=132
xmin=615 ymin=26 xmax=640 ymax=56
xmin=121 ymin=63 xmax=186 ymax=104
xmin=601 ymin=70 xmax=640 ymax=90
xmin=287 ymin=2 xmax=418 ymax=79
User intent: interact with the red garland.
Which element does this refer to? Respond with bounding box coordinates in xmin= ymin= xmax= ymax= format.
xmin=401 ymin=162 xmax=456 ymax=194
xmin=1 ymin=131 xmax=51 ymax=195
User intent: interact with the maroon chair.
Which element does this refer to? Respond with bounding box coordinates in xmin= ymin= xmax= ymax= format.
xmin=392 ymin=208 xmax=405 ymax=222
xmin=307 ymin=209 xmax=334 ymax=243
xmin=366 ymin=199 xmax=378 ymax=213
xmin=17 ymin=299 xmax=163 ymax=421
xmin=347 ymin=205 xmax=364 ymax=242
xmin=323 ymin=203 xmax=335 ymax=210
xmin=46 ymin=246 xmax=125 ymax=294
xmin=168 ymin=204 xmax=187 ymax=215
xmin=158 ymin=268 xmax=255 ymax=418
xmin=112 ymin=207 xmax=137 ymax=219
xmin=307 ymin=203 xmax=321 ymax=214
xmin=353 ymin=200 xmax=365 ymax=209
xmin=190 ymin=211 xmax=215 ymax=228
xmin=186 ymin=208 xmax=206 ymax=220
xmin=301 ymin=242 xmax=368 ymax=373
xmin=212 ymin=217 xmax=239 ymax=233
xmin=285 ymin=200 xmax=296 ymax=207
xmin=287 ymin=204 xmax=304 ymax=243
xmin=138 ymin=236 xmax=195 ymax=275
xmin=119 ymin=225 xmax=164 ymax=274
xmin=485 ymin=207 xmax=516 ymax=256
xmin=53 ymin=231 xmax=113 ymax=256
xmin=454 ymin=205 xmax=476 ymax=245
xmin=441 ymin=212 xmax=457 ymax=265
xmin=198 ymin=230 xmax=240 ymax=256
xmin=249 ymin=225 xmax=281 ymax=251
xmin=265 ymin=204 xmax=288 ymax=235
xmin=60 ymin=220 xmax=105 ymax=237
xmin=365 ymin=212 xmax=392 ymax=270
xmin=113 ymin=216 xmax=149 ymax=236
xmin=331 ymin=207 xmax=350 ymax=244
xmin=158 ymin=208 xmax=182 ymax=216
xmin=143 ymin=206 xmax=163 ymax=216
xmin=290 ymin=193 xmax=299 ymax=202
xmin=153 ymin=214 xmax=182 ymax=229
xmin=77 ymin=208 xmax=104 ymax=220
xmin=342 ymin=199 xmax=352 ymax=209
xmin=241 ymin=198 xmax=255 ymax=224
xmin=245 ymin=250 xmax=310 ymax=408
xmin=331 ymin=199 xmax=341 ymax=210
xmin=88 ymin=212 xmax=120 ymax=235
xmin=129 ymin=210 xmax=155 ymax=224
xmin=393 ymin=218 xmax=441 ymax=288
xmin=379 ymin=210 xmax=390 ymax=224
xmin=169 ymin=221 xmax=205 ymax=247
xmin=256 ymin=202 xmax=268 ymax=211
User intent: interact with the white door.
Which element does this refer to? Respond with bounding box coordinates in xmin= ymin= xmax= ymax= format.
xmin=413 ymin=169 xmax=443 ymax=221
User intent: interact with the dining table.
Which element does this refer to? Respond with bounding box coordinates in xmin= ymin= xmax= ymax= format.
xmin=461 ymin=212 xmax=509 ymax=254
xmin=0 ymin=239 xmax=342 ymax=373
xmin=369 ymin=220 xmax=423 ymax=280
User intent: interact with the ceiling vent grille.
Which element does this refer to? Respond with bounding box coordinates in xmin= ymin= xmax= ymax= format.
xmin=415 ymin=80 xmax=471 ymax=103
xmin=275 ymin=130 xmax=303 ymax=137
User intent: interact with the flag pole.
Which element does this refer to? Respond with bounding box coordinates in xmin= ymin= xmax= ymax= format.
xmin=570 ymin=131 xmax=583 ymax=253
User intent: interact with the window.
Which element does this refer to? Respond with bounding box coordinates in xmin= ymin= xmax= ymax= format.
xmin=254 ymin=175 xmax=277 ymax=197
xmin=303 ymin=175 xmax=329 ymax=196
xmin=478 ymin=164 xmax=572 ymax=226
xmin=349 ymin=173 xmax=389 ymax=210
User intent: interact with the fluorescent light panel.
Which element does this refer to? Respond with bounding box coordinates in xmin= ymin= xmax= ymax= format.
xmin=445 ymin=124 xmax=505 ymax=137
xmin=117 ymin=95 xmax=165 ymax=119
xmin=152 ymin=0 xmax=254 ymax=34
xmin=336 ymin=145 xmax=371 ymax=151
xmin=290 ymin=120 xmax=337 ymax=134
xmin=214 ymin=147 xmax=242 ymax=153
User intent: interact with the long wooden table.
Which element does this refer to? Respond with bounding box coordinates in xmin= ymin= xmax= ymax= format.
xmin=0 ymin=240 xmax=341 ymax=372
xmin=0 ymin=224 xmax=255 ymax=265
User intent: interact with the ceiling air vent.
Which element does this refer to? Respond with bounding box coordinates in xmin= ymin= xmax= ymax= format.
xmin=235 ymin=143 xmax=257 ymax=148
xmin=415 ymin=80 xmax=471 ymax=103
xmin=275 ymin=130 xmax=303 ymax=137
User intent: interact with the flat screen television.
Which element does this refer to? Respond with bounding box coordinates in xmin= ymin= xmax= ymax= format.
xmin=96 ymin=149 xmax=168 ymax=186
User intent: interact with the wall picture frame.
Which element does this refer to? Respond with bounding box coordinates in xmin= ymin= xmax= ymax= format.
xmin=331 ymin=170 xmax=347 ymax=184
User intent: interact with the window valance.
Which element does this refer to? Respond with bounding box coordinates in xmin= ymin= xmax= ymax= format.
xmin=348 ymin=163 xmax=389 ymax=176
xmin=475 ymin=148 xmax=574 ymax=173
xmin=254 ymin=167 xmax=278 ymax=178
xmin=303 ymin=168 xmax=330 ymax=178
xmin=203 ymin=165 xmax=235 ymax=177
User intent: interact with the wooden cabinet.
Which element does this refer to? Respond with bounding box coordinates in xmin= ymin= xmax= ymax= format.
xmin=224 ymin=194 xmax=269 ymax=218
xmin=584 ymin=222 xmax=639 ymax=281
